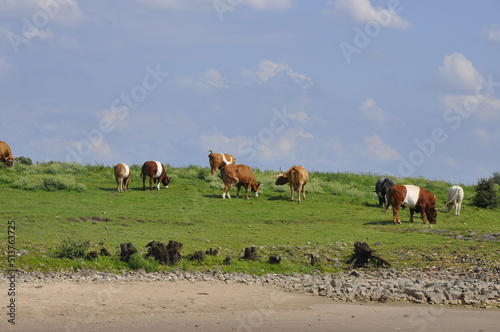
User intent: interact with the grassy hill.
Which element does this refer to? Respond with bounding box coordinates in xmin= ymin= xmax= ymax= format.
xmin=1 ymin=162 xmax=498 ymax=275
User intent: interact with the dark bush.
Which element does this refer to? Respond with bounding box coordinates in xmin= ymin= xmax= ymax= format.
xmin=54 ymin=238 xmax=91 ymax=259
xmin=16 ymin=156 xmax=33 ymax=165
xmin=472 ymin=177 xmax=498 ymax=209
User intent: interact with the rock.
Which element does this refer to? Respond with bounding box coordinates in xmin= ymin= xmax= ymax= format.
xmin=427 ymin=289 xmax=446 ymax=304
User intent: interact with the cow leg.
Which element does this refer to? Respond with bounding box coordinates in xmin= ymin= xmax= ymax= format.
xmin=302 ymin=184 xmax=306 ymax=201
xmin=415 ymin=208 xmax=428 ymax=224
xmin=142 ymin=175 xmax=147 ymax=191
xmin=392 ymin=206 xmax=401 ymax=224
xmin=149 ymin=177 xmax=154 ymax=191
xmin=116 ymin=177 xmax=122 ymax=193
xmin=222 ymin=184 xmax=232 ymax=199
xmin=244 ymin=184 xmax=250 ymax=199
xmin=235 ymin=185 xmax=241 ymax=198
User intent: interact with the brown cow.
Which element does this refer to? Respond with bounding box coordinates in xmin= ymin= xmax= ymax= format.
xmin=140 ymin=161 xmax=171 ymax=191
xmin=0 ymin=141 xmax=16 ymax=168
xmin=220 ymin=164 xmax=260 ymax=199
xmin=385 ymin=185 xmax=437 ymax=224
xmin=208 ymin=150 xmax=236 ymax=175
xmin=274 ymin=165 xmax=308 ymax=202
xmin=114 ymin=163 xmax=132 ymax=193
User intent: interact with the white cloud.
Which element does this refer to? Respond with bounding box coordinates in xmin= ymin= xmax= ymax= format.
xmin=359 ymin=98 xmax=387 ymax=123
xmin=323 ymin=0 xmax=412 ymax=30
xmin=0 ymin=0 xmax=84 ymax=25
xmin=484 ymin=24 xmax=500 ymax=45
xmin=354 ymin=135 xmax=399 ymax=163
xmin=244 ymin=0 xmax=293 ymax=11
xmin=136 ymin=0 xmax=204 ymax=10
xmin=23 ymin=27 xmax=53 ymax=40
xmin=200 ymin=133 xmax=246 ymax=157
xmin=438 ymin=53 xmax=482 ymax=93
xmin=439 ymin=93 xmax=500 ymax=122
xmin=255 ymin=60 xmax=313 ymax=89
xmin=136 ymin=0 xmax=293 ymax=11
xmin=473 ymin=127 xmax=500 ymax=147
xmin=0 ymin=57 xmax=11 ymax=79
xmin=175 ymin=69 xmax=228 ymax=93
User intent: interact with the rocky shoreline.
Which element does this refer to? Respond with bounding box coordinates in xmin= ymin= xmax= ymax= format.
xmin=3 ymin=267 xmax=499 ymax=308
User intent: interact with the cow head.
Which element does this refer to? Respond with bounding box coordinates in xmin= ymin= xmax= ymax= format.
xmin=274 ymin=167 xmax=289 ymax=185
xmin=251 ymin=182 xmax=261 ymax=197
xmin=1 ymin=157 xmax=16 ymax=168
xmin=161 ymin=176 xmax=172 ymax=188
xmin=426 ymin=198 xmax=437 ymax=224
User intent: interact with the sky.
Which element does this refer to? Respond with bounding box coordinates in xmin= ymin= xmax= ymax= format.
xmin=1 ymin=0 xmax=499 ymax=185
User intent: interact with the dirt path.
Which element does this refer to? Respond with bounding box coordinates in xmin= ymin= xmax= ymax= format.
xmin=2 ymin=281 xmax=499 ymax=331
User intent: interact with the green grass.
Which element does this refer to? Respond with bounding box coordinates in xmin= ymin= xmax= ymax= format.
xmin=0 ymin=162 xmax=498 ymax=275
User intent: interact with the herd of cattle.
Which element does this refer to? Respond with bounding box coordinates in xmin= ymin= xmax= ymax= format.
xmin=1 ymin=141 xmax=465 ymax=225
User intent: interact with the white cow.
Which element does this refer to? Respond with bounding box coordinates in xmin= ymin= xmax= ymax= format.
xmin=445 ymin=185 xmax=464 ymax=216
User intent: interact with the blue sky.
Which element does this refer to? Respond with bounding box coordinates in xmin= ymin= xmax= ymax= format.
xmin=1 ymin=0 xmax=499 ymax=185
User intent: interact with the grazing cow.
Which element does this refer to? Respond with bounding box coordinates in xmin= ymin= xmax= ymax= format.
xmin=140 ymin=161 xmax=171 ymax=191
xmin=274 ymin=165 xmax=309 ymax=202
xmin=208 ymin=150 xmax=236 ymax=175
xmin=220 ymin=164 xmax=260 ymax=199
xmin=385 ymin=185 xmax=437 ymax=224
xmin=374 ymin=177 xmax=395 ymax=207
xmin=445 ymin=185 xmax=464 ymax=216
xmin=0 ymin=141 xmax=16 ymax=168
xmin=114 ymin=163 xmax=132 ymax=193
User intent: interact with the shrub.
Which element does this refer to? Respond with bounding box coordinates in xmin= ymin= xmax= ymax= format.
xmin=16 ymin=156 xmax=33 ymax=165
xmin=127 ymin=253 xmax=159 ymax=273
xmin=11 ymin=174 xmax=85 ymax=191
xmin=472 ymin=177 xmax=499 ymax=209
xmin=490 ymin=172 xmax=500 ymax=185
xmin=54 ymin=238 xmax=91 ymax=259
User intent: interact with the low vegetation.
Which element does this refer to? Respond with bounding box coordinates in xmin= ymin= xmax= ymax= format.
xmin=0 ymin=162 xmax=498 ymax=275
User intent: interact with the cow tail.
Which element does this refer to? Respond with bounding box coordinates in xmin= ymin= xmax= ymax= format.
xmin=232 ymin=177 xmax=239 ymax=184
xmin=446 ymin=190 xmax=458 ymax=206
xmin=383 ymin=194 xmax=391 ymax=213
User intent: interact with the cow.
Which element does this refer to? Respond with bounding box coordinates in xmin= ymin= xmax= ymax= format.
xmin=274 ymin=165 xmax=309 ymax=202
xmin=114 ymin=163 xmax=132 ymax=193
xmin=140 ymin=161 xmax=171 ymax=191
xmin=0 ymin=141 xmax=16 ymax=168
xmin=220 ymin=164 xmax=260 ymax=199
xmin=208 ymin=150 xmax=236 ymax=175
xmin=374 ymin=177 xmax=395 ymax=207
xmin=385 ymin=185 xmax=437 ymax=224
xmin=445 ymin=185 xmax=464 ymax=216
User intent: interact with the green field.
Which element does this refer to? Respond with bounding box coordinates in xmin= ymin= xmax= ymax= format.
xmin=1 ymin=162 xmax=499 ymax=275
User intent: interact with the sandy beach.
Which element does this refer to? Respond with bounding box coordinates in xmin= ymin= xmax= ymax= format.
xmin=2 ymin=280 xmax=499 ymax=332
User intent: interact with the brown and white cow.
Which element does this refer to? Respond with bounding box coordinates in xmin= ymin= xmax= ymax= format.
xmin=0 ymin=141 xmax=16 ymax=168
xmin=274 ymin=165 xmax=309 ymax=202
xmin=114 ymin=163 xmax=132 ymax=193
xmin=445 ymin=185 xmax=464 ymax=216
xmin=140 ymin=161 xmax=171 ymax=191
xmin=208 ymin=150 xmax=236 ymax=175
xmin=385 ymin=185 xmax=437 ymax=224
xmin=220 ymin=164 xmax=260 ymax=199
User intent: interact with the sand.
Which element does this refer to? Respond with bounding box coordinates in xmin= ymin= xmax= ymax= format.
xmin=2 ymin=280 xmax=499 ymax=332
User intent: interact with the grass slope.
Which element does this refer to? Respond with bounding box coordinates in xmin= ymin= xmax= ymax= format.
xmin=0 ymin=162 xmax=498 ymax=275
